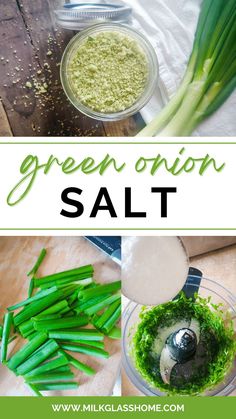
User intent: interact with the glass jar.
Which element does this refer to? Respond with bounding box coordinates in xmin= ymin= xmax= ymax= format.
xmin=60 ymin=23 xmax=158 ymax=121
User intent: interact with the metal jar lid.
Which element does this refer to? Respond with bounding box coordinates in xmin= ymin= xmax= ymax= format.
xmin=54 ymin=2 xmax=133 ymax=30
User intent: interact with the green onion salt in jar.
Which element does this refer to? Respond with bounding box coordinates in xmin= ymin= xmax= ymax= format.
xmin=60 ymin=24 xmax=158 ymax=121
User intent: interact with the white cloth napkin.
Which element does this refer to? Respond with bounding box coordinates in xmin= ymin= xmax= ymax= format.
xmin=105 ymin=0 xmax=236 ymax=136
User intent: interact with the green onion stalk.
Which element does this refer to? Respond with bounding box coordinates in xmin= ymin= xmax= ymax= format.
xmin=24 ymin=351 xmax=69 ymax=378
xmin=60 ymin=343 xmax=109 ymax=359
xmin=25 ymin=371 xmax=75 ymax=384
xmin=137 ymin=0 xmax=236 ymax=137
xmin=34 ymin=382 xmax=79 ymax=391
xmin=1 ymin=313 xmax=13 ymax=363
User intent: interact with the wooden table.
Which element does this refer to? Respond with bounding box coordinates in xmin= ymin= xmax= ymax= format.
xmin=0 ymin=236 xmax=121 ymax=396
xmin=0 ymin=1 xmax=145 ymax=137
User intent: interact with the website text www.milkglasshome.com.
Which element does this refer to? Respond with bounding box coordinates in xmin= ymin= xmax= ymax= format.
xmin=51 ymin=403 xmax=185 ymax=413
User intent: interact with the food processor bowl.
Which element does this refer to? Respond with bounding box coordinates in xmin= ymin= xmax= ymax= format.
xmin=122 ymin=276 xmax=236 ymax=396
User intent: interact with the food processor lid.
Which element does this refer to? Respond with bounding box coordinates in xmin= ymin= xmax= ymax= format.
xmin=54 ymin=2 xmax=133 ymax=30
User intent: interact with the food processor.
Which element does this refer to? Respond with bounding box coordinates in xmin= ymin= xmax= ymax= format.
xmin=122 ymin=271 xmax=236 ymax=396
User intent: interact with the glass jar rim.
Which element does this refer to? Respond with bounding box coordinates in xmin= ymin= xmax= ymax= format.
xmin=54 ymin=3 xmax=133 ymax=30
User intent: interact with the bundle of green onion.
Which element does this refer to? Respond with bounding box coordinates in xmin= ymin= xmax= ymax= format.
xmin=137 ymin=0 xmax=236 ymax=137
xmin=0 ymin=248 xmax=121 ymax=396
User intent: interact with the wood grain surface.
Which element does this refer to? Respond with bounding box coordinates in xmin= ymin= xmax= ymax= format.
xmin=0 ymin=236 xmax=121 ymax=396
xmin=0 ymin=1 xmax=145 ymax=137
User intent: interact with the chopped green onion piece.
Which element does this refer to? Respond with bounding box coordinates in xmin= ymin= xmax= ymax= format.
xmin=0 ymin=335 xmax=17 ymax=349
xmin=39 ymin=275 xmax=93 ymax=290
xmin=102 ymin=304 xmax=121 ymax=334
xmin=94 ymin=299 xmax=121 ymax=330
xmin=1 ymin=312 xmax=13 ymax=363
xmin=18 ymin=302 xmax=68 ymax=337
xmin=34 ymin=265 xmax=93 ymax=287
xmin=48 ymin=329 xmax=104 ymax=341
xmin=74 ymin=294 xmax=110 ymax=314
xmin=33 ymin=315 xmax=89 ymax=332
xmin=59 ymin=306 xmax=72 ymax=315
xmin=26 ymin=383 xmax=43 ymax=397
xmin=67 ymin=291 xmax=80 ymax=307
xmin=28 ymin=277 xmax=35 ymax=298
xmin=16 ymin=339 xmax=59 ymax=375
xmin=79 ymin=281 xmax=121 ymax=301
xmin=107 ymin=326 xmax=121 ymax=340
xmin=27 ymin=248 xmax=47 ymax=276
xmin=61 ymin=343 xmax=109 ymax=359
xmin=19 ymin=320 xmax=35 ymax=338
xmin=24 ymin=352 xmax=68 ymax=378
xmin=70 ymin=301 xmax=81 ymax=310
xmin=66 ymin=353 xmax=95 ymax=376
xmin=8 ymin=332 xmax=48 ymax=370
xmin=63 ymin=310 xmax=76 ymax=318
xmin=55 ymin=277 xmax=92 ymax=288
xmin=26 ymin=371 xmax=75 ymax=383
xmin=27 ymin=332 xmax=40 ymax=341
xmin=8 ymin=286 xmax=58 ymax=311
xmin=35 ymin=382 xmax=79 ymax=391
xmin=37 ymin=300 xmax=69 ymax=318
xmin=33 ymin=314 xmax=62 ymax=321
xmin=31 ymin=342 xmax=57 ymax=359
xmin=52 ymin=365 xmax=71 ymax=373
xmin=14 ymin=290 xmax=64 ymax=326
xmin=85 ymin=294 xmax=121 ymax=316
xmin=62 ymin=340 xmax=105 ymax=349
xmin=0 ymin=325 xmax=3 ymax=339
